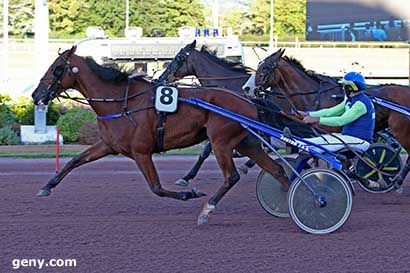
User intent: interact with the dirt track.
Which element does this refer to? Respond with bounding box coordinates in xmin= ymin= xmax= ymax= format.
xmin=1 ymin=156 xmax=410 ymax=273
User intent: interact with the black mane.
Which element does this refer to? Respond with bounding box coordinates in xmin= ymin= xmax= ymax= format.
xmin=200 ymin=46 xmax=253 ymax=75
xmin=283 ymin=56 xmax=338 ymax=85
xmin=84 ymin=57 xmax=132 ymax=84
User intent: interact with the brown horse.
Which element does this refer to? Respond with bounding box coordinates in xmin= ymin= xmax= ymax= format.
xmin=158 ymin=41 xmax=315 ymax=186
xmin=31 ymin=46 xmax=291 ymax=225
xmin=250 ymin=49 xmax=410 ymax=187
xmin=244 ymin=49 xmax=344 ymax=111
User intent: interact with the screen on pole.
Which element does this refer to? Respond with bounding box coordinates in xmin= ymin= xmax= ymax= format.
xmin=306 ymin=0 xmax=410 ymax=41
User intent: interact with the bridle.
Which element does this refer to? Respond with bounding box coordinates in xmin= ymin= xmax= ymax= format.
xmin=253 ymin=59 xmax=278 ymax=97
xmin=157 ymin=49 xmax=191 ymax=83
xmin=36 ymin=50 xmax=74 ymax=104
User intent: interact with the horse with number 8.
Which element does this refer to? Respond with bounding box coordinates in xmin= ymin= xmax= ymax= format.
xmin=31 ymin=46 xmax=291 ymax=225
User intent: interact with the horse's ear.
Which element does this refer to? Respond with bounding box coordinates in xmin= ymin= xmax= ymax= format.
xmin=269 ymin=48 xmax=282 ymax=59
xmin=279 ymin=48 xmax=285 ymax=57
xmin=188 ymin=40 xmax=196 ymax=49
xmin=272 ymin=48 xmax=282 ymax=56
xmin=69 ymin=45 xmax=77 ymax=56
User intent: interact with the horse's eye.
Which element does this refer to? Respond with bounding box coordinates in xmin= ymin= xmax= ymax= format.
xmin=53 ymin=66 xmax=64 ymax=77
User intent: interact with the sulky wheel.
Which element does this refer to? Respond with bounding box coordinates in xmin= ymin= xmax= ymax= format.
xmin=355 ymin=143 xmax=402 ymax=193
xmin=288 ymin=168 xmax=352 ymax=234
xmin=256 ymin=157 xmax=298 ymax=218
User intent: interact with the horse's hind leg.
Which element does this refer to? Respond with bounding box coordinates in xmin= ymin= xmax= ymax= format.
xmin=395 ymin=154 xmax=410 ymax=189
xmin=175 ymin=142 xmax=212 ymax=186
xmin=238 ymin=159 xmax=256 ymax=175
xmin=133 ymin=154 xmax=206 ymax=201
xmin=37 ymin=140 xmax=115 ymax=196
xmin=387 ymin=113 xmax=410 ymax=189
xmin=235 ymin=136 xmax=290 ymax=190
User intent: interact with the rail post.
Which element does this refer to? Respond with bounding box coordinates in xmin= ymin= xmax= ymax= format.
xmin=55 ymin=128 xmax=60 ymax=173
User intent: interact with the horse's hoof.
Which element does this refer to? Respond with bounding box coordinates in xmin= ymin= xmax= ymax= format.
xmin=197 ymin=203 xmax=215 ymax=225
xmin=175 ymin=178 xmax=189 ymax=187
xmin=194 ymin=190 xmax=207 ymax=198
xmin=197 ymin=215 xmax=209 ymax=225
xmin=37 ymin=188 xmax=51 ymax=197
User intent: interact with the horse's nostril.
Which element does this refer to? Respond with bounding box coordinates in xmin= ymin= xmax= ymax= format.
xmin=243 ymin=87 xmax=250 ymax=92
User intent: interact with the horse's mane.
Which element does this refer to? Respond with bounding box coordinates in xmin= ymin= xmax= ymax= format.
xmin=84 ymin=57 xmax=132 ymax=83
xmin=283 ymin=56 xmax=338 ymax=85
xmin=200 ymin=45 xmax=253 ymax=75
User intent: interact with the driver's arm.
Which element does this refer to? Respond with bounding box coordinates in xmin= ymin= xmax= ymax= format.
xmin=308 ymin=99 xmax=346 ymax=118
xmin=319 ymin=101 xmax=367 ymax=126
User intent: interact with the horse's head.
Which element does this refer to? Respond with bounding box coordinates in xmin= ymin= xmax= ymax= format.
xmin=32 ymin=46 xmax=78 ymax=105
xmin=254 ymin=48 xmax=285 ymax=93
xmin=243 ymin=49 xmax=285 ymax=98
xmin=254 ymin=50 xmax=344 ymax=111
xmin=157 ymin=40 xmax=197 ymax=83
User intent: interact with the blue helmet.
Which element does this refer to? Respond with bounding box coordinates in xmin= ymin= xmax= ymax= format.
xmin=340 ymin=72 xmax=366 ymax=92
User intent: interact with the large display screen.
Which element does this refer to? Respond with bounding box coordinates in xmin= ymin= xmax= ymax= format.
xmin=306 ymin=0 xmax=410 ymax=41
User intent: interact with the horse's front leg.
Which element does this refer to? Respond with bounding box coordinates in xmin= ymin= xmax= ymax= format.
xmin=197 ymin=143 xmax=245 ymax=225
xmin=197 ymin=135 xmax=291 ymax=225
xmin=37 ymin=140 xmax=115 ymax=196
xmin=134 ymin=154 xmax=206 ymax=200
xmin=175 ymin=142 xmax=212 ymax=186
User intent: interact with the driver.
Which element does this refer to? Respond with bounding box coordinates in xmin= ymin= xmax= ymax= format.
xmin=298 ymin=71 xmax=375 ymax=152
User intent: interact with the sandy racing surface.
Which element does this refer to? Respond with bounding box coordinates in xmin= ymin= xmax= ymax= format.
xmin=1 ymin=156 xmax=410 ymax=273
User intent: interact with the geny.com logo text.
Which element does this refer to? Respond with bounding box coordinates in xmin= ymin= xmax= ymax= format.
xmin=12 ymin=258 xmax=77 ymax=270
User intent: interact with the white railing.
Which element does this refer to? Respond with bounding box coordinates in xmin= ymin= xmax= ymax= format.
xmin=3 ymin=38 xmax=409 ymax=48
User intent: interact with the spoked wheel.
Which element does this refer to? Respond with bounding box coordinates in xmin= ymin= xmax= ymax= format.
xmin=288 ymin=168 xmax=352 ymax=234
xmin=256 ymin=157 xmax=297 ymax=218
xmin=355 ymin=143 xmax=402 ymax=193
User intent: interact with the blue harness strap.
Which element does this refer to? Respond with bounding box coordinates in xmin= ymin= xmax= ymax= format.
xmin=97 ymin=113 xmax=124 ymax=120
xmin=369 ymin=96 xmax=410 ymax=118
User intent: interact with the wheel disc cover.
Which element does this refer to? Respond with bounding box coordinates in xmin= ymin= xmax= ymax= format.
xmin=289 ymin=169 xmax=352 ymax=234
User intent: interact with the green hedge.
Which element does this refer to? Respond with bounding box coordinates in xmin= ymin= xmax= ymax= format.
xmin=56 ymin=108 xmax=96 ymax=142
xmin=10 ymin=97 xmax=61 ymax=125
xmin=0 ymin=95 xmax=19 ymax=141
xmin=0 ymin=126 xmax=20 ymax=145
xmin=0 ymin=110 xmax=18 ymax=128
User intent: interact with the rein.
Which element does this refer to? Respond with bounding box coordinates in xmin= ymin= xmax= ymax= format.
xmin=175 ymin=75 xmax=250 ymax=81
xmin=268 ymin=84 xmax=341 ymax=98
xmin=271 ymin=82 xmax=304 ymax=115
xmin=58 ymin=82 xmax=156 ymax=103
xmin=256 ymin=57 xmax=343 ymax=110
xmin=265 ymin=82 xmax=343 ymax=112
